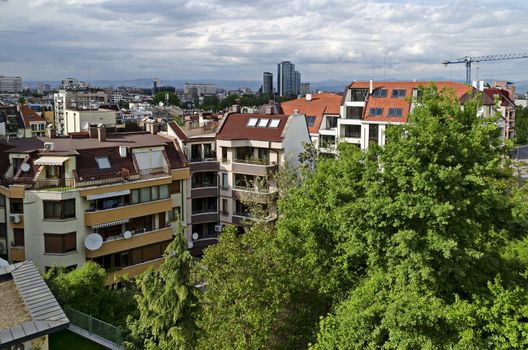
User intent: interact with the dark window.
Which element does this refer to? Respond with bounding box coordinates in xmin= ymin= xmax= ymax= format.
xmin=326 ymin=116 xmax=338 ymax=129
xmin=131 ymin=185 xmax=169 ymax=204
xmin=369 ymin=124 xmax=379 ymax=142
xmin=392 ymin=89 xmax=406 ymax=98
xmin=306 ymin=116 xmax=316 ymax=127
xmin=346 ymin=107 xmax=363 ymax=119
xmin=192 ymin=172 xmax=216 ymax=188
xmin=10 ymin=199 xmax=23 ymax=214
xmin=44 ymin=232 xmax=76 ymax=254
xmin=0 ymin=195 xmax=5 ymax=207
xmin=43 ymin=199 xmax=75 ymax=220
xmin=222 ymin=199 xmax=228 ymax=216
xmin=344 ymin=125 xmax=361 ymax=138
xmin=236 ymin=147 xmax=253 ymax=161
xmin=168 ymin=207 xmax=181 ymax=222
xmin=372 ymin=89 xmax=388 ymax=98
xmin=221 ymin=147 xmax=228 ymax=161
xmin=368 ymin=108 xmax=383 ymax=116
xmin=13 ymin=229 xmax=24 ymax=246
xmin=221 ymin=173 xmax=228 ymax=190
xmin=388 ymin=108 xmax=403 ymax=117
xmin=171 ymin=180 xmax=180 ymax=194
xmin=350 ymin=89 xmax=368 ymax=101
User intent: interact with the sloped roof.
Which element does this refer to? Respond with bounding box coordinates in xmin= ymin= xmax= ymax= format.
xmin=348 ymin=81 xmax=473 ymax=123
xmin=281 ymin=93 xmax=342 ymax=134
xmin=19 ymin=105 xmax=46 ymax=127
xmin=216 ymin=113 xmax=290 ymax=142
xmin=0 ymin=261 xmax=69 ymax=348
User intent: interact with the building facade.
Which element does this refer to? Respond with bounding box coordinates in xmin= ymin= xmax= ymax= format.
xmin=263 ymin=72 xmax=273 ymax=96
xmin=0 ymin=76 xmax=22 ymax=93
xmin=277 ymin=61 xmax=296 ymax=97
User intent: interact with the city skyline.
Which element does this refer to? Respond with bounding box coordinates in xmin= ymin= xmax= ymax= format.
xmin=0 ymin=0 xmax=527 ymax=82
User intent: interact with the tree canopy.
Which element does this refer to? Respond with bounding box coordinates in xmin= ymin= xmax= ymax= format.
xmin=152 ymin=92 xmax=180 ymax=106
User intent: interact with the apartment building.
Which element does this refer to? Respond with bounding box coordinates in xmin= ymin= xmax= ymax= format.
xmin=53 ymin=88 xmax=108 ymax=135
xmin=339 ymin=81 xmax=473 ymax=150
xmin=0 ymin=128 xmax=189 ymax=282
xmin=481 ymin=81 xmax=516 ymax=139
xmin=281 ymin=92 xmax=342 ymax=154
xmin=0 ymin=105 xmax=47 ymax=139
xmin=216 ymin=112 xmax=310 ymax=232
xmin=165 ymin=117 xmax=220 ymax=255
xmin=0 ymin=76 xmax=22 ymax=93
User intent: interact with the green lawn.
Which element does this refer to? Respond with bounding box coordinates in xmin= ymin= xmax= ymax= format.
xmin=49 ymin=330 xmax=108 ymax=350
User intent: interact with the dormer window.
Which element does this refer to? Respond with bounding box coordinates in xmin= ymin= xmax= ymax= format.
xmin=247 ymin=118 xmax=258 ymax=127
xmin=95 ymin=156 xmax=111 ymax=170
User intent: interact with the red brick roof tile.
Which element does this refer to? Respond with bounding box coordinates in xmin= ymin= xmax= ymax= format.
xmin=281 ymin=93 xmax=342 ymax=134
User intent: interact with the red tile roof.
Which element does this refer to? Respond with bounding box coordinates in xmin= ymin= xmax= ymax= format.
xmin=281 ymin=93 xmax=342 ymax=134
xmin=348 ymin=81 xmax=473 ymax=123
xmin=19 ymin=105 xmax=46 ymax=127
xmin=216 ymin=113 xmax=289 ymax=142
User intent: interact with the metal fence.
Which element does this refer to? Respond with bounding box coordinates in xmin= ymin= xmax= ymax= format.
xmin=65 ymin=307 xmax=123 ymax=346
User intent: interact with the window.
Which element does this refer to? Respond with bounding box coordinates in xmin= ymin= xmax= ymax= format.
xmin=0 ymin=195 xmax=5 ymax=207
xmin=257 ymin=118 xmax=270 ymax=127
xmin=346 ymin=107 xmax=363 ymax=119
xmin=221 ymin=147 xmax=228 ymax=161
xmin=222 ymin=199 xmax=228 ymax=215
xmin=43 ymin=199 xmax=76 ymax=220
xmin=10 ymin=199 xmax=23 ymax=214
xmin=368 ymin=108 xmax=383 ymax=116
xmin=392 ymin=89 xmax=406 ymax=98
xmin=222 ymin=173 xmax=228 ymax=190
xmin=369 ymin=124 xmax=379 ymax=142
xmin=46 ymin=165 xmax=61 ymax=179
xmin=95 ymin=156 xmax=111 ymax=170
xmin=151 ymin=186 xmax=159 ymax=201
xmin=247 ymin=118 xmax=258 ymax=127
xmin=326 ymin=116 xmax=338 ymax=129
xmin=131 ymin=185 xmax=170 ymax=204
xmin=44 ymin=232 xmax=76 ymax=254
xmin=13 ymin=229 xmax=24 ymax=247
xmin=269 ymin=119 xmax=280 ymax=128
xmin=168 ymin=207 xmax=181 ymax=222
xmin=171 ymin=180 xmax=180 ymax=194
xmin=388 ymin=108 xmax=403 ymax=117
xmin=372 ymin=89 xmax=388 ymax=98
xmin=344 ymin=125 xmax=361 ymax=138
xmin=350 ymin=89 xmax=368 ymax=101
xmin=306 ymin=116 xmax=316 ymax=127
xmin=159 ymin=184 xmax=169 ymax=199
xmin=140 ymin=187 xmax=151 ymax=202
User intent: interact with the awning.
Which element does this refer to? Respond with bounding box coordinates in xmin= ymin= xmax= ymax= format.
xmin=92 ymin=219 xmax=129 ymax=229
xmin=34 ymin=156 xmax=69 ymax=166
xmin=86 ymin=189 xmax=131 ymax=201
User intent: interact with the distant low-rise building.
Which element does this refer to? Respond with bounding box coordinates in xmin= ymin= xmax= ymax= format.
xmin=0 ymin=76 xmax=22 ymax=93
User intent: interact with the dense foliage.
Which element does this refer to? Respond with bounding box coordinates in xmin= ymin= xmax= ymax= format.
xmin=152 ymin=91 xmax=180 ymax=106
xmin=126 ymin=226 xmax=197 ymax=350
xmin=43 ymin=262 xmax=137 ymax=327
xmin=515 ymin=105 xmax=528 ymax=144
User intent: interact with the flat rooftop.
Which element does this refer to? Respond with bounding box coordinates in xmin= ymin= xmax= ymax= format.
xmin=0 ymin=279 xmax=32 ymax=330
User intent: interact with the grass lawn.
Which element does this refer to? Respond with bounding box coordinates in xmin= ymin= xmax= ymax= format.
xmin=49 ymin=330 xmax=108 ymax=350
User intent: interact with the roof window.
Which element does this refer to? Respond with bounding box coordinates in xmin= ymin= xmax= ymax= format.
xmin=257 ymin=118 xmax=270 ymax=127
xmin=368 ymin=108 xmax=383 ymax=116
xmin=247 ymin=118 xmax=258 ymax=127
xmin=95 ymin=156 xmax=111 ymax=170
xmin=388 ymin=108 xmax=403 ymax=117
xmin=269 ymin=119 xmax=280 ymax=128
xmin=305 ymin=116 xmax=315 ymax=127
xmin=392 ymin=89 xmax=406 ymax=98
xmin=372 ymin=89 xmax=388 ymax=98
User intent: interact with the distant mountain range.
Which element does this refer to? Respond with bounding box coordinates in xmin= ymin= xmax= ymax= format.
xmin=24 ymin=78 xmax=528 ymax=94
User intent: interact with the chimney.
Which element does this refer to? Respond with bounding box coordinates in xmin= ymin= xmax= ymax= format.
xmin=232 ymin=104 xmax=241 ymax=113
xmin=306 ymin=93 xmax=312 ymax=101
xmin=88 ymin=125 xmax=98 ymax=138
xmin=46 ymin=124 xmax=56 ymax=138
xmin=369 ymin=80 xmax=373 ymax=94
xmin=150 ymin=120 xmax=159 ymax=135
xmin=478 ymin=80 xmax=485 ymax=92
xmin=97 ymin=123 xmax=106 ymax=142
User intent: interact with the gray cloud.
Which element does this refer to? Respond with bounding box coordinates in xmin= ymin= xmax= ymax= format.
xmin=0 ymin=0 xmax=527 ymax=82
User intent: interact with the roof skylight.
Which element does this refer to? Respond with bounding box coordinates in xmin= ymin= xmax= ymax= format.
xmin=247 ymin=118 xmax=258 ymax=127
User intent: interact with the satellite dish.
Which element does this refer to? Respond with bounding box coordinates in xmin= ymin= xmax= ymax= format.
xmin=20 ymin=163 xmax=30 ymax=172
xmin=81 ymin=121 xmax=90 ymax=130
xmin=84 ymin=233 xmax=103 ymax=251
xmin=192 ymin=232 xmax=199 ymax=240
xmin=188 ymin=241 xmax=194 ymax=249
xmin=123 ymin=231 xmax=132 ymax=239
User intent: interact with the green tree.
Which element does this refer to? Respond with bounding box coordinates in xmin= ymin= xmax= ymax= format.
xmin=43 ymin=262 xmax=137 ymax=327
xmin=308 ymin=84 xmax=528 ymax=349
xmin=196 ymin=224 xmax=326 ymax=350
xmin=515 ymin=106 xmax=528 ymax=144
xmin=127 ymin=226 xmax=197 ymax=350
xmin=152 ymin=92 xmax=180 ymax=106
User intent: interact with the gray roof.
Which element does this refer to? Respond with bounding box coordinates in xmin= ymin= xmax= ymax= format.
xmin=0 ymin=261 xmax=69 ymax=347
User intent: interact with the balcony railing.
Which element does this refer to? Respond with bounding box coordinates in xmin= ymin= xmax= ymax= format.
xmin=1 ymin=167 xmax=171 ymax=191
xmin=233 ymin=158 xmax=272 ymax=166
xmin=189 ymin=155 xmax=217 ymax=163
xmin=233 ymin=185 xmax=274 ymax=194
xmin=192 ymin=208 xmax=218 ymax=215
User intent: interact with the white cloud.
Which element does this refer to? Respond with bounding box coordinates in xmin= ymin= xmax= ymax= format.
xmin=0 ymin=0 xmax=527 ymax=82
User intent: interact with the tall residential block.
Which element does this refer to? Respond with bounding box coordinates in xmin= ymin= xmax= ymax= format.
xmin=277 ymin=61 xmax=295 ymax=97
xmin=262 ymin=72 xmax=273 ymax=96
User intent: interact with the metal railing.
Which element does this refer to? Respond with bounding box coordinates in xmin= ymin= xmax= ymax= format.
xmin=65 ymin=307 xmax=123 ymax=346
xmin=1 ymin=166 xmax=170 ymax=191
xmin=233 ymin=158 xmax=273 ymax=166
xmin=192 ymin=208 xmax=218 ymax=215
xmin=233 ymin=185 xmax=274 ymax=194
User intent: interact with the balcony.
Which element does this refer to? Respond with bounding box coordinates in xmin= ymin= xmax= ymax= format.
xmin=231 ymin=160 xmax=278 ymax=176
xmin=0 ymin=167 xmax=171 ymax=192
xmin=86 ymin=227 xmax=173 ymax=259
xmin=189 ymin=161 xmax=219 ymax=172
xmin=106 ymin=257 xmax=164 ymax=284
xmin=191 ymin=187 xmax=218 ymax=198
xmin=191 ymin=209 xmax=218 ymax=225
xmin=85 ymin=199 xmax=172 ymax=227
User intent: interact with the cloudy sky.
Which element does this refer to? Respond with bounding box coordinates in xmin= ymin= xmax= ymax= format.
xmin=0 ymin=0 xmax=527 ymax=82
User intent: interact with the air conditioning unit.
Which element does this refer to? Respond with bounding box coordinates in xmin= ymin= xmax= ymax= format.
xmin=43 ymin=142 xmax=55 ymax=151
xmin=9 ymin=214 xmax=20 ymax=224
xmin=214 ymin=225 xmax=222 ymax=233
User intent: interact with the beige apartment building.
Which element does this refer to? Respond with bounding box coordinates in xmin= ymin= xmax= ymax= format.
xmin=0 ymin=126 xmax=188 ymax=282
